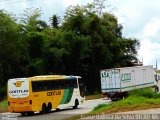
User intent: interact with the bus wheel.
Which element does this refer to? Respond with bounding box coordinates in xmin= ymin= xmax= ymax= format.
xmin=47 ymin=103 xmax=52 ymax=113
xmin=73 ymin=99 xmax=79 ymax=109
xmin=56 ymin=108 xmax=60 ymax=111
xmin=21 ymin=112 xmax=26 ymax=116
xmin=40 ymin=104 xmax=47 ymax=114
xmin=27 ymin=112 xmax=34 ymax=116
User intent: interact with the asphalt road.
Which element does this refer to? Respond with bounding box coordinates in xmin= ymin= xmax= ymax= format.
xmin=15 ymin=98 xmax=110 ymax=120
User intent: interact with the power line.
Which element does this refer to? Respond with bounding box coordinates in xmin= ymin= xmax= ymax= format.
xmin=0 ymin=0 xmax=32 ymax=5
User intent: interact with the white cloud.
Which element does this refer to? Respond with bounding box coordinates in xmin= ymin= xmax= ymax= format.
xmin=139 ymin=38 xmax=160 ymax=68
xmin=143 ymin=18 xmax=160 ymax=37
xmin=63 ymin=0 xmax=80 ymax=7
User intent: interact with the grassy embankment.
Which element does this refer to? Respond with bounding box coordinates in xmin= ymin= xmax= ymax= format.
xmin=0 ymin=84 xmax=7 ymax=113
xmin=92 ymin=88 xmax=160 ymax=114
xmin=66 ymin=88 xmax=160 ymax=120
xmin=0 ymin=100 xmax=8 ymax=113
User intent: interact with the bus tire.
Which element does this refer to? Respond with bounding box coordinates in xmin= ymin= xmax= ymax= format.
xmin=40 ymin=103 xmax=47 ymax=114
xmin=47 ymin=102 xmax=52 ymax=113
xmin=21 ymin=112 xmax=26 ymax=116
xmin=56 ymin=108 xmax=60 ymax=111
xmin=73 ymin=99 xmax=79 ymax=109
xmin=27 ymin=112 xmax=34 ymax=116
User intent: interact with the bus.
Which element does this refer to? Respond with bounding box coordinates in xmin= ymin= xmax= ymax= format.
xmin=7 ymin=75 xmax=85 ymax=116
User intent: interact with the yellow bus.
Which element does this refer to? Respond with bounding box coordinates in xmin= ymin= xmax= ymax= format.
xmin=7 ymin=75 xmax=85 ymax=116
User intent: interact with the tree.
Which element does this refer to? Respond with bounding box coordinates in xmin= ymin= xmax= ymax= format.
xmin=19 ymin=8 xmax=48 ymax=76
xmin=0 ymin=10 xmax=20 ymax=84
xmin=50 ymin=14 xmax=60 ymax=28
xmin=62 ymin=3 xmax=140 ymax=93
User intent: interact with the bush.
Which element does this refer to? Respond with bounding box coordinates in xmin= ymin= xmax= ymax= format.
xmin=0 ymin=85 xmax=7 ymax=101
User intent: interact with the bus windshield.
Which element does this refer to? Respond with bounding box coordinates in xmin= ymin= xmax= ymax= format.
xmin=8 ymin=78 xmax=29 ymax=98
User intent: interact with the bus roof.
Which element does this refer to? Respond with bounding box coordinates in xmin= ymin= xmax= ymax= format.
xmin=8 ymin=75 xmax=81 ymax=81
xmin=29 ymin=75 xmax=81 ymax=81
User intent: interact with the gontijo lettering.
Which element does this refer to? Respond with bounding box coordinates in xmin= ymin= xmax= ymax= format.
xmin=47 ymin=91 xmax=61 ymax=96
xmin=9 ymin=90 xmax=28 ymax=93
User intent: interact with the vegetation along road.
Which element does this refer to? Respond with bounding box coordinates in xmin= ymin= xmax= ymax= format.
xmin=10 ymin=98 xmax=110 ymax=120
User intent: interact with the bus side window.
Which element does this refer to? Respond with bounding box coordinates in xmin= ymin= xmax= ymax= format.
xmin=32 ymin=81 xmax=42 ymax=92
xmin=47 ymin=81 xmax=52 ymax=90
xmin=50 ymin=81 xmax=54 ymax=90
xmin=32 ymin=82 xmax=36 ymax=92
xmin=42 ymin=81 xmax=48 ymax=90
xmin=67 ymin=79 xmax=77 ymax=88
xmin=74 ymin=80 xmax=78 ymax=88
xmin=68 ymin=80 xmax=74 ymax=88
xmin=65 ymin=80 xmax=69 ymax=88
xmin=52 ymin=81 xmax=57 ymax=89
xmin=39 ymin=81 xmax=44 ymax=91
xmin=61 ymin=80 xmax=65 ymax=89
xmin=60 ymin=80 xmax=65 ymax=89
xmin=57 ymin=81 xmax=61 ymax=89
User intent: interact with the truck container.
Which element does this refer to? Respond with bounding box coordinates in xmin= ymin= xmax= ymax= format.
xmin=100 ymin=65 xmax=157 ymax=101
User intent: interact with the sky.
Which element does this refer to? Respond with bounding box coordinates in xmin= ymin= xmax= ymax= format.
xmin=0 ymin=0 xmax=160 ymax=69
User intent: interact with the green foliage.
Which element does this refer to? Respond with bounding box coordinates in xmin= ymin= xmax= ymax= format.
xmin=0 ymin=100 xmax=8 ymax=107
xmin=0 ymin=84 xmax=7 ymax=101
xmin=0 ymin=10 xmax=21 ymax=83
xmin=0 ymin=99 xmax=8 ymax=112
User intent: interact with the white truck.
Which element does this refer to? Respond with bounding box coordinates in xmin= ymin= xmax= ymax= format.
xmin=100 ymin=65 xmax=158 ymax=101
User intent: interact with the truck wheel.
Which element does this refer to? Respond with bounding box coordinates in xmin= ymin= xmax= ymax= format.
xmin=21 ymin=112 xmax=26 ymax=116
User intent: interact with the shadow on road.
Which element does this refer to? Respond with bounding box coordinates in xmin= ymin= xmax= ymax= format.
xmin=19 ymin=107 xmax=83 ymax=117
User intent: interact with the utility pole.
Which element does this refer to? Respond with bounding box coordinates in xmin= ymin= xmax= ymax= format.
xmin=156 ymin=59 xmax=158 ymax=70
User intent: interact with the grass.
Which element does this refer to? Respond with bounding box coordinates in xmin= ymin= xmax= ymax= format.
xmin=0 ymin=99 xmax=8 ymax=113
xmin=91 ymin=88 xmax=160 ymax=114
xmin=92 ymin=96 xmax=160 ymax=114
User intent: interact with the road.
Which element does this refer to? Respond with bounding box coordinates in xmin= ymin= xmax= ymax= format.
xmin=14 ymin=98 xmax=110 ymax=120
